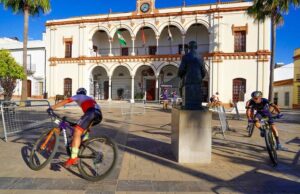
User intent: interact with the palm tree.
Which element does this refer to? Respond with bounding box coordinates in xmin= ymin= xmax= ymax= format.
xmin=248 ymin=0 xmax=299 ymax=101
xmin=0 ymin=0 xmax=51 ymax=101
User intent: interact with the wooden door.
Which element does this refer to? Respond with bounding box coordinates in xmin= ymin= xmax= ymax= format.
xmin=27 ymin=80 xmax=32 ymax=97
xmin=233 ymin=78 xmax=246 ymax=102
xmin=64 ymin=78 xmax=72 ymax=97
xmin=104 ymin=81 xmax=109 ymax=100
xmin=146 ymin=79 xmax=156 ymax=101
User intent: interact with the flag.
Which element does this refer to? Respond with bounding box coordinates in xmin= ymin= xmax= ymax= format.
xmin=117 ymin=31 xmax=127 ymax=46
xmin=142 ymin=27 xmax=146 ymax=45
xmin=167 ymin=25 xmax=173 ymax=41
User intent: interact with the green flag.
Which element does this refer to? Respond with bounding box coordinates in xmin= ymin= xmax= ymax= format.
xmin=117 ymin=31 xmax=127 ymax=46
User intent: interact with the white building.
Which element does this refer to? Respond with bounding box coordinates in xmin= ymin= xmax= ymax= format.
xmin=45 ymin=0 xmax=271 ymax=105
xmin=0 ymin=35 xmax=46 ymax=98
xmin=273 ymin=63 xmax=294 ymax=109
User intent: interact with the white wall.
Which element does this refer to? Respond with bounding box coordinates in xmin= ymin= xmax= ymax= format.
xmin=274 ymin=85 xmax=293 ymax=109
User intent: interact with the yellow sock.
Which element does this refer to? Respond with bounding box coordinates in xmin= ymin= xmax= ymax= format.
xmin=82 ymin=132 xmax=89 ymax=141
xmin=71 ymin=147 xmax=79 ymax=159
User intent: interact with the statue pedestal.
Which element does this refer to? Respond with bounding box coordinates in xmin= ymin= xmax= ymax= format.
xmin=171 ymin=107 xmax=212 ymax=164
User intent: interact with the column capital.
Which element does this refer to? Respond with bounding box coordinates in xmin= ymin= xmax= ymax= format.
xmin=131 ymin=37 xmax=136 ymax=41
xmin=156 ymin=35 xmax=160 ymax=40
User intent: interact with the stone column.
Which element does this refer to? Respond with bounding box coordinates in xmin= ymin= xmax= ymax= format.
xmin=181 ymin=35 xmax=186 ymax=54
xmin=108 ymin=76 xmax=112 ymax=101
xmin=131 ymin=75 xmax=135 ymax=103
xmin=156 ymin=35 xmax=160 ymax=55
xmin=131 ymin=37 xmax=136 ymax=56
xmin=155 ymin=76 xmax=159 ymax=101
xmin=109 ymin=38 xmax=113 ymax=56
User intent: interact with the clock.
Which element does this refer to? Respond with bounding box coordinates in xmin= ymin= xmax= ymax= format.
xmin=140 ymin=3 xmax=150 ymax=13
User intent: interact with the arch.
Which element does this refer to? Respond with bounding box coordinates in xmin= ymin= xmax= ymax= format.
xmin=184 ymin=19 xmax=210 ymax=32
xmin=156 ymin=61 xmax=179 ymax=77
xmin=133 ymin=22 xmax=159 ymax=37
xmin=88 ymin=63 xmax=110 ymax=77
xmin=133 ymin=62 xmax=157 ymax=77
xmin=89 ymin=26 xmax=111 ymax=39
xmin=158 ymin=21 xmax=185 ymax=35
xmin=110 ymin=24 xmax=135 ymax=38
xmin=110 ymin=63 xmax=133 ymax=77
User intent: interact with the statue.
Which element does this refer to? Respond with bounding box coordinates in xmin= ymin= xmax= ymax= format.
xmin=178 ymin=41 xmax=206 ymax=110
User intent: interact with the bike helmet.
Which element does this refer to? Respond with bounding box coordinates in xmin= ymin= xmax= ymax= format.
xmin=76 ymin=88 xmax=87 ymax=95
xmin=251 ymin=91 xmax=263 ymax=98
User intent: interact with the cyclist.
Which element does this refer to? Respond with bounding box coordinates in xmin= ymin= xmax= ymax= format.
xmin=246 ymin=91 xmax=287 ymax=150
xmin=48 ymin=88 xmax=102 ymax=168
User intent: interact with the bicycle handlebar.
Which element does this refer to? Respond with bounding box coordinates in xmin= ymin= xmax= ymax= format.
xmin=47 ymin=110 xmax=77 ymax=126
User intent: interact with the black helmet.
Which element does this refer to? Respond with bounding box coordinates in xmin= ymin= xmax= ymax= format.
xmin=76 ymin=88 xmax=87 ymax=95
xmin=251 ymin=91 xmax=263 ymax=98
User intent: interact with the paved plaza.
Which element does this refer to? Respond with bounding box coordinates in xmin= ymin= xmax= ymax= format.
xmin=0 ymin=102 xmax=300 ymax=193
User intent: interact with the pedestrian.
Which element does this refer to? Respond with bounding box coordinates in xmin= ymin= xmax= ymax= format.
xmin=162 ymin=89 xmax=169 ymax=110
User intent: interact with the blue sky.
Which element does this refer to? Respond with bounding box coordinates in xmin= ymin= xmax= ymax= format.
xmin=0 ymin=0 xmax=299 ymax=64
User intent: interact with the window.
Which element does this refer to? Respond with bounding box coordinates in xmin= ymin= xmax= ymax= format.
xmin=121 ymin=47 xmax=129 ymax=56
xmin=284 ymin=92 xmax=290 ymax=106
xmin=64 ymin=78 xmax=72 ymax=97
xmin=274 ymin=92 xmax=278 ymax=105
xmin=296 ymin=74 xmax=300 ymax=82
xmin=178 ymin=44 xmax=188 ymax=54
xmin=149 ymin=46 xmax=157 ymax=55
xmin=232 ymin=78 xmax=246 ymax=102
xmin=234 ymin=31 xmax=246 ymax=52
xmin=65 ymin=41 xmax=72 ymax=58
xmin=93 ymin=45 xmax=98 ymax=55
xmin=298 ymin=86 xmax=300 ymax=104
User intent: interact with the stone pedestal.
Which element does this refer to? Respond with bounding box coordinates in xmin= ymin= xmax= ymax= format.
xmin=171 ymin=107 xmax=212 ymax=164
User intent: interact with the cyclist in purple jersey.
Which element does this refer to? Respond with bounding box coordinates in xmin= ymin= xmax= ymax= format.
xmin=246 ymin=91 xmax=287 ymax=150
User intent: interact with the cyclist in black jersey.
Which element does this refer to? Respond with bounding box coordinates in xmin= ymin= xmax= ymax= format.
xmin=246 ymin=91 xmax=287 ymax=150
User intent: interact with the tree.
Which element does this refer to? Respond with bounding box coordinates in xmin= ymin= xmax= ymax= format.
xmin=0 ymin=0 xmax=51 ymax=101
xmin=0 ymin=50 xmax=25 ymax=101
xmin=248 ymin=0 xmax=300 ymax=101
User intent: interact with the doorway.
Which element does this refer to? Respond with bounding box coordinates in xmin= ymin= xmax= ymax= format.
xmin=27 ymin=80 xmax=32 ymax=97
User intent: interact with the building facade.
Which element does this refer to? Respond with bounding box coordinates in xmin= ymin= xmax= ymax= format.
xmin=293 ymin=48 xmax=300 ymax=109
xmin=46 ymin=0 xmax=271 ymax=104
xmin=273 ymin=63 xmax=294 ymax=109
xmin=0 ymin=35 xmax=46 ymax=98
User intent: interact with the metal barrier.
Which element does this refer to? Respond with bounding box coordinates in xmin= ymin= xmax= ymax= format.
xmin=0 ymin=100 xmax=53 ymax=142
xmin=211 ymin=105 xmax=230 ymax=139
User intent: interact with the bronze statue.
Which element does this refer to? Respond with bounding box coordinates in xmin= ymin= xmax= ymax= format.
xmin=178 ymin=41 xmax=206 ymax=110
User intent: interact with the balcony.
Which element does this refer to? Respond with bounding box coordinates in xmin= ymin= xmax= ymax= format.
xmin=89 ymin=44 xmax=209 ymax=57
xmin=27 ymin=63 xmax=36 ymax=75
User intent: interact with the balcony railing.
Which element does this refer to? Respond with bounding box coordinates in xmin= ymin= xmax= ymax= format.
xmin=90 ymin=44 xmax=209 ymax=57
xmin=27 ymin=63 xmax=36 ymax=75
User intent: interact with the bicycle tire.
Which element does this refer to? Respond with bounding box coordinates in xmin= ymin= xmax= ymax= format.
xmin=77 ymin=136 xmax=118 ymax=182
xmin=28 ymin=129 xmax=59 ymax=171
xmin=247 ymin=123 xmax=255 ymax=137
xmin=264 ymin=128 xmax=278 ymax=166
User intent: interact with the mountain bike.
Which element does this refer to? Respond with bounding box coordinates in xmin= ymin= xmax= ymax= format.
xmin=28 ymin=110 xmax=118 ymax=182
xmin=247 ymin=121 xmax=255 ymax=137
xmin=259 ymin=116 xmax=279 ymax=166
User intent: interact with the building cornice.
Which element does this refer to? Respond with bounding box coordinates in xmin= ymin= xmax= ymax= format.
xmin=48 ymin=51 xmax=271 ymax=64
xmin=204 ymin=50 xmax=271 ymax=61
xmin=49 ymin=54 xmax=182 ymax=64
xmin=273 ymin=79 xmax=294 ymax=86
xmin=46 ymin=6 xmax=250 ymax=27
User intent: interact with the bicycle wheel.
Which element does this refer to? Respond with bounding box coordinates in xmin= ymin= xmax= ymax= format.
xmin=28 ymin=129 xmax=60 ymax=171
xmin=77 ymin=136 xmax=118 ymax=182
xmin=247 ymin=123 xmax=255 ymax=137
xmin=264 ymin=128 xmax=278 ymax=166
